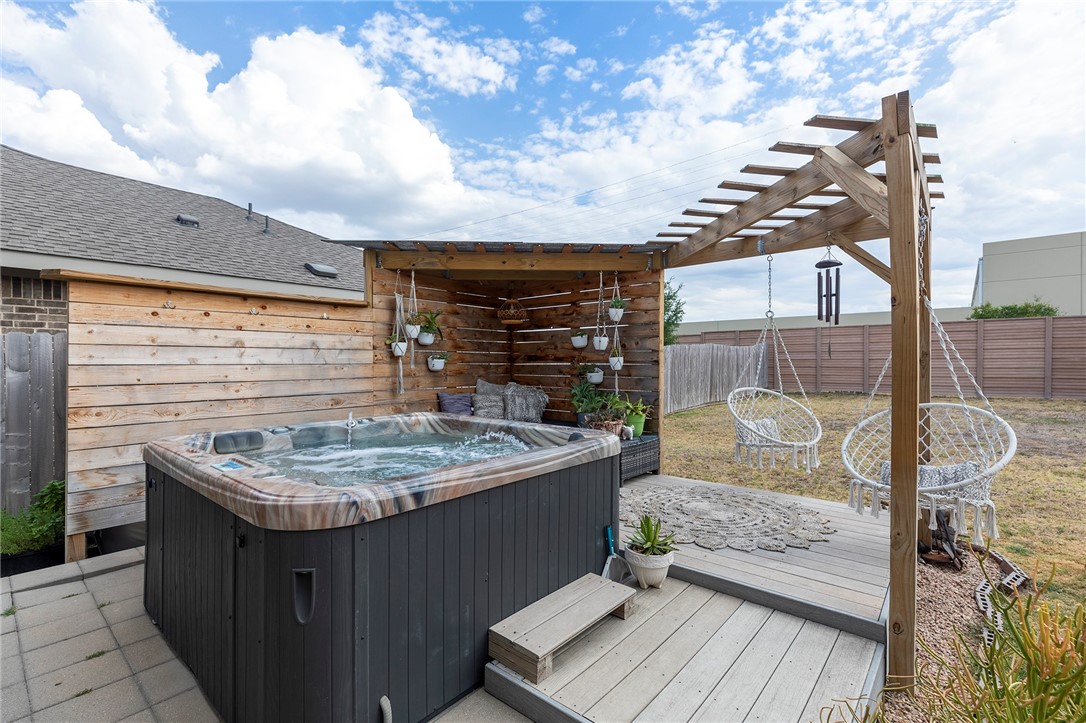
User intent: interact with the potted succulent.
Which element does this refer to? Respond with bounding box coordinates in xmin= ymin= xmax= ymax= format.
xmin=624 ymin=514 xmax=677 ymax=589
xmin=578 ymin=363 xmax=605 ymax=385
xmin=427 ymin=351 xmax=449 ymax=372
xmin=570 ymin=329 xmax=589 ymax=349
xmin=570 ymin=381 xmax=603 ymax=428
xmin=608 ymin=297 xmax=626 ymax=322
xmin=404 ymin=312 xmax=423 ymax=340
xmin=593 ymin=333 xmax=609 ymax=351
xmin=623 ymin=396 xmax=653 ymax=438
xmin=1 ymin=479 xmax=65 ymax=577
xmin=385 ymin=331 xmax=407 ymax=357
xmin=416 ymin=310 xmax=443 ymax=346
xmin=609 ymin=345 xmax=624 ymax=370
xmin=586 ymin=393 xmax=625 ymax=436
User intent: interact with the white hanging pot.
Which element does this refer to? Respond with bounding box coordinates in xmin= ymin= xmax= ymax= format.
xmin=585 ymin=369 xmax=604 ymax=384
xmin=609 ymin=356 xmax=624 ymax=370
xmin=571 ymin=333 xmax=589 ymax=349
xmin=390 ymin=341 xmax=407 ymax=357
xmin=593 ymin=335 xmax=609 ymax=351
xmin=427 ymin=356 xmax=446 ymax=371
xmin=417 ymin=331 xmax=435 ymax=346
xmin=608 ymin=307 xmax=624 ymax=322
xmin=623 ymin=548 xmax=674 ymax=589
xmin=405 ymin=324 xmax=420 ymax=340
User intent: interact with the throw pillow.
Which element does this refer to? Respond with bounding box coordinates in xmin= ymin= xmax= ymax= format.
xmin=437 ymin=392 xmax=473 ymax=415
xmin=476 ymin=379 xmax=507 ymax=396
xmin=503 ymin=383 xmax=549 ymax=423
xmin=472 ymin=394 xmax=505 ymax=419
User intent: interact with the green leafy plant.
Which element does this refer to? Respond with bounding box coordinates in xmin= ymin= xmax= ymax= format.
xmin=623 ymin=396 xmax=653 ymax=417
xmin=969 ymin=298 xmax=1059 ymax=319
xmin=1 ymin=606 xmax=15 ymax=617
xmin=570 ymin=381 xmax=604 ymax=413
xmin=428 ymin=351 xmax=450 ymax=361
xmin=405 ymin=312 xmax=425 ymax=326
xmin=385 ymin=331 xmax=403 ymax=345
xmin=609 ymin=297 xmax=626 ymax=309
xmin=0 ymin=479 xmax=65 ymax=555
xmin=590 ymin=392 xmax=626 ymax=422
xmin=610 ymin=345 xmax=623 ymax=358
xmin=626 ymin=515 xmax=677 ymax=556
xmin=571 ymin=329 xmax=588 ymax=337
xmin=417 ymin=310 xmax=443 ymax=339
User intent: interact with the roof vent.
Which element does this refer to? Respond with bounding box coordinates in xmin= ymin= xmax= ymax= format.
xmin=176 ymin=214 xmax=200 ymax=228
xmin=305 ymin=262 xmax=338 ymax=279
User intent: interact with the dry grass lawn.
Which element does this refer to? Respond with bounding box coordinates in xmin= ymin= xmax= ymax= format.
xmin=662 ymin=393 xmax=1086 ymax=606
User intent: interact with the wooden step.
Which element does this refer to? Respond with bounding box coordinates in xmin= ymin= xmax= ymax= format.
xmin=488 ymin=573 xmax=636 ymax=684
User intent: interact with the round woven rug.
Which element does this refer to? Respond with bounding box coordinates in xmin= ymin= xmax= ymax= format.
xmin=620 ymin=484 xmax=835 ymax=552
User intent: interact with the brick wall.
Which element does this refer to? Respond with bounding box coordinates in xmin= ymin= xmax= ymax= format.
xmin=1 ymin=275 xmax=68 ymax=333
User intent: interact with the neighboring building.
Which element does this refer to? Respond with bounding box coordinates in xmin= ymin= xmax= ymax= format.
xmin=971 ymin=231 xmax=1085 ymax=315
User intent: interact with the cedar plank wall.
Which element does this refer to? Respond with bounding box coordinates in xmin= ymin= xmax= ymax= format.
xmin=367 ymin=268 xmax=663 ymax=431
xmin=679 ymin=315 xmax=1085 ymax=399
xmin=65 ymin=280 xmax=374 ymax=560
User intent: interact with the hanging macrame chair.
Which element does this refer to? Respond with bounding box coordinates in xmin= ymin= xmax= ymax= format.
xmin=727 ymin=255 xmax=823 ymax=473
xmin=841 ymin=296 xmax=1017 ymax=545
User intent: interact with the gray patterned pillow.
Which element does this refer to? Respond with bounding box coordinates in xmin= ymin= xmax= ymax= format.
xmin=879 ymin=460 xmax=980 ymax=488
xmin=503 ymin=383 xmax=549 ymax=423
xmin=437 ymin=392 xmax=473 ymax=415
xmin=471 ymin=394 xmax=505 ymax=419
xmin=476 ymin=379 xmax=507 ymax=396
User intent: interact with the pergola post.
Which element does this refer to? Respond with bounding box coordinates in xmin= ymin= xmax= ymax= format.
xmin=883 ymin=91 xmax=922 ymax=686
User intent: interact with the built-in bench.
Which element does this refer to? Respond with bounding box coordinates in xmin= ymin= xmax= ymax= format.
xmin=488 ymin=573 xmax=636 ymax=684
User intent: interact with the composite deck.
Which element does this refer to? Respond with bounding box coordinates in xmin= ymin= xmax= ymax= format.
xmin=485 ymin=475 xmax=890 ymax=721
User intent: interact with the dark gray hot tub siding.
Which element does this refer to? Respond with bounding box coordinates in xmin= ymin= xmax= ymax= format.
xmin=144 ymin=455 xmax=620 ymax=723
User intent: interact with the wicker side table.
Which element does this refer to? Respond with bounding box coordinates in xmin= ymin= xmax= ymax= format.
xmin=620 ymin=434 xmax=660 ymax=482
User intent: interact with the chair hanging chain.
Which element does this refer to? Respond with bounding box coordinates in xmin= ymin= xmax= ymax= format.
xmin=917 ymin=208 xmax=929 ymax=299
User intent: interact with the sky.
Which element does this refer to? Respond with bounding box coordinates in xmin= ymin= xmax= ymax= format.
xmin=2 ymin=0 xmax=1083 ymax=322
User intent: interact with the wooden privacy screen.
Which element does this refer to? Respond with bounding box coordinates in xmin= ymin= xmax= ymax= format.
xmin=367 ymin=268 xmax=664 ymax=429
xmin=679 ymin=315 xmax=1086 ymax=400
xmin=65 ymin=280 xmax=373 ymax=559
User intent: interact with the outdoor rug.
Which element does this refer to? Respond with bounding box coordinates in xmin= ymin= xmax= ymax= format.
xmin=619 ymin=484 xmax=835 ymax=553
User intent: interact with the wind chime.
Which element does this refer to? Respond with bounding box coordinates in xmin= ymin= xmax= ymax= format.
xmin=815 ymin=236 xmax=843 ymax=356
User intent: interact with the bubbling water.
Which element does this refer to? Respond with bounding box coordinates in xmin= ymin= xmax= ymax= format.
xmin=249 ymin=430 xmax=533 ymax=487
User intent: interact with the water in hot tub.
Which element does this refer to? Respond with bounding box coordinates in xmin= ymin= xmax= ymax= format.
xmin=250 ymin=430 xmax=533 ymax=487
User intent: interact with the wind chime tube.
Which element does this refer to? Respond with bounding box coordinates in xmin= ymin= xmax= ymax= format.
xmin=817 ymin=271 xmax=824 ymax=321
xmin=834 ymin=268 xmax=841 ymax=325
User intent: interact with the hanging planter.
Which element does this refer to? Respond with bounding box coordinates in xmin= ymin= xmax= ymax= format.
xmin=387 ymin=335 xmax=407 ymax=357
xmin=571 ymin=331 xmax=589 ymax=349
xmin=498 ymin=298 xmax=528 ymax=325
xmin=427 ymin=352 xmax=448 ymax=372
xmin=416 ymin=310 xmax=442 ymax=347
xmin=608 ymin=298 xmax=626 ymax=322
xmin=593 ymin=335 xmax=609 ymax=351
xmin=585 ymin=367 xmax=604 ymax=384
xmin=609 ymin=348 xmax=624 ymax=370
xmin=404 ymin=313 xmax=422 ymax=340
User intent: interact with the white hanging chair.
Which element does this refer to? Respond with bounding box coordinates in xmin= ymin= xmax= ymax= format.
xmin=727 ymin=255 xmax=823 ymax=473
xmin=841 ymin=297 xmax=1017 ymax=546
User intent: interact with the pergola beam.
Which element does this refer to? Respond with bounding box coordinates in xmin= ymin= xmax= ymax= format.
xmin=666 ymin=121 xmax=886 ymax=266
xmin=830 ymin=230 xmax=891 ymax=284
xmin=813 ymin=146 xmax=890 ymax=228
xmin=378 ymin=250 xmax=649 ymax=272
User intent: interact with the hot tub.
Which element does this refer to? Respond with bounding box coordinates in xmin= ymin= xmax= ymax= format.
xmin=142 ymin=413 xmax=621 ymax=723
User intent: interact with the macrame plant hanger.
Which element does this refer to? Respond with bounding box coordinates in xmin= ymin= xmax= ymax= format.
xmin=391 ymin=271 xmax=408 ymax=394
xmin=406 ymin=271 xmax=419 ymax=368
xmin=594 ymin=271 xmax=607 ymax=345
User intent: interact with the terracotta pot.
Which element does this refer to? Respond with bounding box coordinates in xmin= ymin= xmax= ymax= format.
xmin=624 ymin=548 xmax=674 ymax=589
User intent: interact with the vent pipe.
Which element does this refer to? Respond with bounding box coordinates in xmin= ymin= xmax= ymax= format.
xmin=246 ymin=203 xmax=253 ymax=221
xmin=263 ymin=215 xmax=270 ymax=234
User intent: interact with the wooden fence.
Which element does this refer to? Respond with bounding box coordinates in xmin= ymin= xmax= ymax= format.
xmin=1 ymin=332 xmax=67 ymax=513
xmin=676 ymin=315 xmax=1086 ymax=400
xmin=661 ymin=343 xmax=765 ymax=415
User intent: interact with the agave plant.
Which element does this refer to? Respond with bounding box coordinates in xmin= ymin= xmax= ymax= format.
xmin=626 ymin=515 xmax=677 ymax=556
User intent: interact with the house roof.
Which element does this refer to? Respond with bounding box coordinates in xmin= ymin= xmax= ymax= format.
xmin=0 ymin=145 xmax=364 ymax=294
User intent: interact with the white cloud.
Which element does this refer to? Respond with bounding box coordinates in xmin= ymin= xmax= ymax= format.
xmin=359 ymin=11 xmax=519 ymax=97
xmin=564 ymin=58 xmax=597 ymax=82
xmin=667 ymin=0 xmax=722 ymax=22
xmin=534 ymin=64 xmax=557 ymax=85
xmin=607 ymin=59 xmax=627 ymax=75
xmin=522 ymin=5 xmax=545 ymax=24
xmin=540 ymin=36 xmax=577 ymax=58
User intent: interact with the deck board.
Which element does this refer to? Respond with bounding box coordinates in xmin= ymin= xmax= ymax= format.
xmin=621 ymin=476 xmax=890 ymax=622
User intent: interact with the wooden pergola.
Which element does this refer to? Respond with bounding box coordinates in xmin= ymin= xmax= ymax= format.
xmin=655 ymin=90 xmax=937 ymax=685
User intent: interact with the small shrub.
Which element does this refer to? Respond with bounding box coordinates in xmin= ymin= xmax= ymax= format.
xmin=969 ymin=299 xmax=1059 ymax=319
xmin=0 ymin=480 xmax=65 ymax=555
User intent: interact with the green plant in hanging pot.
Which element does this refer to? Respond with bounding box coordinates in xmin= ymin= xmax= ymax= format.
xmin=404 ymin=312 xmax=423 ymax=339
xmin=385 ymin=331 xmax=407 ymax=357
xmin=578 ymin=363 xmax=604 ymax=385
xmin=427 ymin=351 xmax=449 ymax=372
xmin=570 ymin=328 xmax=589 ymax=349
xmin=609 ymin=344 xmax=624 ymax=370
xmin=624 ymin=514 xmax=677 ymax=589
xmin=416 ymin=310 xmax=443 ymax=346
xmin=623 ymin=396 xmax=653 ymax=438
xmin=608 ymin=296 xmax=626 ymax=322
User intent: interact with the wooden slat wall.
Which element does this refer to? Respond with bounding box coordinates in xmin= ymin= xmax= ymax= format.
xmin=678 ymin=315 xmax=1085 ymax=400
xmin=65 ymin=280 xmax=374 ymax=552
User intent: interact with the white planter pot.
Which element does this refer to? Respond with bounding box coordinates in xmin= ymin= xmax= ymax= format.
xmin=405 ymin=324 xmax=420 ymax=340
xmin=609 ymin=356 xmax=624 ymax=370
xmin=417 ymin=331 xmax=435 ymax=346
xmin=390 ymin=341 xmax=407 ymax=357
xmin=593 ymin=335 xmax=609 ymax=351
xmin=624 ymin=548 xmax=674 ymax=589
xmin=427 ymin=357 xmax=446 ymax=371
xmin=608 ymin=307 xmax=624 ymax=322
xmin=571 ymin=334 xmax=589 ymax=349
xmin=585 ymin=370 xmax=604 ymax=384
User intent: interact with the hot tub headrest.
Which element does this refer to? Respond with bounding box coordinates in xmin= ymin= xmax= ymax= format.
xmin=290 ymin=425 xmax=349 ymax=449
xmin=213 ymin=430 xmax=265 ymax=455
